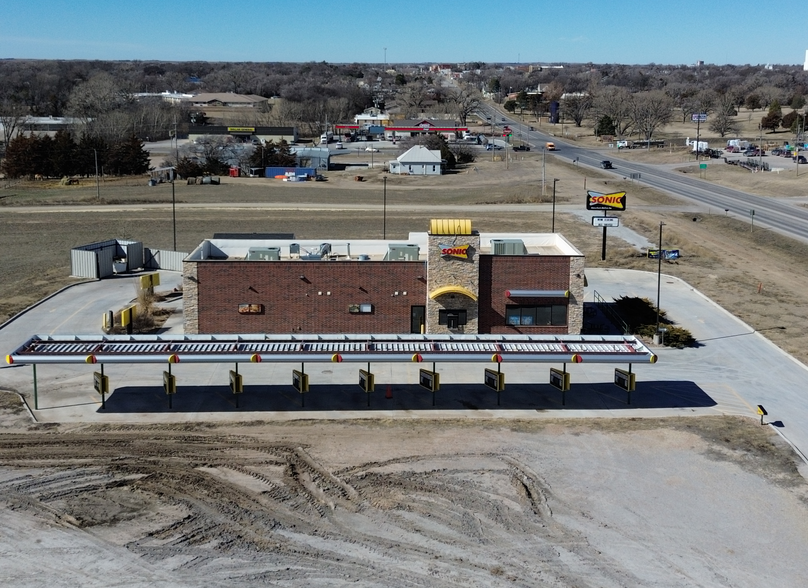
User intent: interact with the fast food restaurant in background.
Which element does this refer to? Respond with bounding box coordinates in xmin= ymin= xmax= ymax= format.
xmin=182 ymin=220 xmax=585 ymax=335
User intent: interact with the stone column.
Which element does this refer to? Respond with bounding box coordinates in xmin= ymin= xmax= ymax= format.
xmin=182 ymin=260 xmax=199 ymax=334
xmin=426 ymin=233 xmax=480 ymax=334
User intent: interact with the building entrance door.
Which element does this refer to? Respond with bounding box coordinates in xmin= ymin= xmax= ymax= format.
xmin=411 ymin=306 xmax=425 ymax=334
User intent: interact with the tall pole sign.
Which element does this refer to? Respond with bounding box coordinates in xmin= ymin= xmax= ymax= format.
xmin=692 ymin=113 xmax=707 ymax=161
xmin=587 ymin=190 xmax=626 ymax=261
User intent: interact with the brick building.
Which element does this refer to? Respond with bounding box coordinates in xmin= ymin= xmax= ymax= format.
xmin=182 ymin=220 xmax=585 ymax=335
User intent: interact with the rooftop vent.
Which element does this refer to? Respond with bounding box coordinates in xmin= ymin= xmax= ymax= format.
xmin=246 ymin=247 xmax=280 ymax=261
xmin=386 ymin=244 xmax=420 ymax=261
xmin=491 ymin=238 xmax=526 ymax=256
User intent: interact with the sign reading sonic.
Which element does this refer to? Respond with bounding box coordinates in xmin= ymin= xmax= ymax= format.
xmin=586 ymin=190 xmax=627 ymax=211
xmin=439 ymin=243 xmax=471 ymax=259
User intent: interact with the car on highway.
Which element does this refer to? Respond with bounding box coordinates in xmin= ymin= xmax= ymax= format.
xmin=365 ymin=146 xmax=379 ymax=152
xmin=600 ymin=160 xmax=614 ymax=169
xmin=513 ymin=145 xmax=530 ymax=151
xmin=485 ymin=144 xmax=504 ymax=151
xmin=335 ymin=142 xmax=344 ymax=149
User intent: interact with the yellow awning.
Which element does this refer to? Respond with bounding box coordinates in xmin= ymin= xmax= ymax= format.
xmin=429 ymin=285 xmax=478 ymax=301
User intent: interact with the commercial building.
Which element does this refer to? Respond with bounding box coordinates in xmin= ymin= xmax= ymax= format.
xmin=182 ymin=220 xmax=585 ymax=335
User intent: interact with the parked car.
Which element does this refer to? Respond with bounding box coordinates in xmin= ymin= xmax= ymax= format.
xmin=794 ymin=155 xmax=807 ymax=164
xmin=744 ymin=148 xmax=765 ymax=156
xmin=600 ymin=160 xmax=614 ymax=169
xmin=485 ymin=144 xmax=504 ymax=151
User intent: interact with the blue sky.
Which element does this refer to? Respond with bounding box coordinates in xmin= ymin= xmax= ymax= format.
xmin=3 ymin=0 xmax=805 ymax=66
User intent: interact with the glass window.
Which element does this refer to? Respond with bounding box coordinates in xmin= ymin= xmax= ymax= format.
xmin=535 ymin=306 xmax=552 ymax=325
xmin=506 ymin=304 xmax=567 ymax=327
xmin=551 ymin=305 xmax=568 ymax=326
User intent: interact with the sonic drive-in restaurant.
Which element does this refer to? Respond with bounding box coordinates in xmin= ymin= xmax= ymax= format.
xmin=182 ymin=220 xmax=586 ymax=335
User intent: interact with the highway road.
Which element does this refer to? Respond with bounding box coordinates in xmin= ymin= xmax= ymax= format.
xmin=478 ymin=104 xmax=808 ymax=244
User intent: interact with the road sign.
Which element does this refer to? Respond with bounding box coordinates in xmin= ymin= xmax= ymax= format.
xmin=692 ymin=113 xmax=707 ymax=122
xmin=592 ymin=216 xmax=620 ymax=227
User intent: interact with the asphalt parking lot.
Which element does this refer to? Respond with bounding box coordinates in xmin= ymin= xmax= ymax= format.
xmin=1 ymin=268 xmax=807 ymax=466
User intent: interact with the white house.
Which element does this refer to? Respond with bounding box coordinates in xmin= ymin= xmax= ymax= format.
xmin=388 ymin=145 xmax=444 ymax=175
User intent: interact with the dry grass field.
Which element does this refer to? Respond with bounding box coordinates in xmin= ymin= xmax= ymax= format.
xmin=2 ymin=146 xmax=808 ymax=363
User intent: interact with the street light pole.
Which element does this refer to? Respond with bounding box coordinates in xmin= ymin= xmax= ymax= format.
xmin=383 ymin=175 xmax=387 ymax=239
xmin=551 ymin=179 xmax=559 ymax=233
xmin=171 ymin=167 xmax=177 ymax=251
xmin=655 ymin=222 xmax=666 ymax=340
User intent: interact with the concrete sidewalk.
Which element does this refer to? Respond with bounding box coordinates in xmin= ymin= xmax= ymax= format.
xmin=1 ymin=268 xmax=806 ymax=462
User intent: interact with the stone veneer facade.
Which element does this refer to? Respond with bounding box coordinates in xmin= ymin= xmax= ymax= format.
xmin=426 ymin=232 xmax=481 ymax=334
xmin=568 ymin=256 xmax=585 ymax=334
xmin=183 ymin=260 xmax=200 ymax=334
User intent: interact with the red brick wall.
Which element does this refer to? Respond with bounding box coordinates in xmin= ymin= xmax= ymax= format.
xmin=196 ymin=261 xmax=426 ymax=334
xmin=478 ymin=255 xmax=571 ymax=334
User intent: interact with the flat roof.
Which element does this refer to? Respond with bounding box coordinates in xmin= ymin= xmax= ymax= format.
xmin=186 ymin=232 xmax=583 ymax=262
xmin=8 ymin=334 xmax=656 ymax=365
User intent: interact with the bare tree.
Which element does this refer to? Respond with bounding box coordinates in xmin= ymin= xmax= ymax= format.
xmin=0 ymin=98 xmax=28 ymax=149
xmin=593 ymin=87 xmax=634 ymax=136
xmin=562 ymin=93 xmax=593 ymax=127
xmin=629 ymin=90 xmax=674 ymax=141
xmin=398 ymin=81 xmax=428 ymax=118
xmin=447 ymin=87 xmax=481 ymax=127
xmin=708 ymin=92 xmax=740 ymax=137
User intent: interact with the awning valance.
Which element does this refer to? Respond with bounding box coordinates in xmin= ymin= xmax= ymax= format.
xmin=429 ymin=285 xmax=478 ymax=301
xmin=506 ymin=289 xmax=569 ymax=298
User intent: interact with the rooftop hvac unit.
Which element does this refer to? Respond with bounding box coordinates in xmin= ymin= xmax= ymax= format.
xmin=386 ymin=244 xmax=420 ymax=261
xmin=491 ymin=239 xmax=526 ymax=256
xmin=246 ymin=247 xmax=280 ymax=261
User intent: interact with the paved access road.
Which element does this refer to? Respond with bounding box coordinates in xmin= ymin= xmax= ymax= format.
xmin=479 ymin=104 xmax=808 ymax=245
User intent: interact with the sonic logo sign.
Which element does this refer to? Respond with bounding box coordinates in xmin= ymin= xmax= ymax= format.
xmin=439 ymin=243 xmax=471 ymax=259
xmin=586 ymin=190 xmax=627 ymax=211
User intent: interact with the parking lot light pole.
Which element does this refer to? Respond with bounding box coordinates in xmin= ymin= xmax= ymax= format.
xmin=383 ymin=174 xmax=387 ymax=239
xmin=551 ymin=179 xmax=559 ymax=233
xmin=655 ymin=222 xmax=666 ymax=341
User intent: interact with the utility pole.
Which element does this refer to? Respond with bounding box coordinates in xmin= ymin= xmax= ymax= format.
xmin=383 ymin=175 xmax=387 ymax=239
xmin=551 ymin=179 xmax=559 ymax=233
xmin=655 ymin=222 xmax=666 ymax=342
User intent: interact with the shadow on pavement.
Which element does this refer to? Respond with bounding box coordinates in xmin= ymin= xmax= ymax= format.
xmin=97 ymin=381 xmax=715 ymax=413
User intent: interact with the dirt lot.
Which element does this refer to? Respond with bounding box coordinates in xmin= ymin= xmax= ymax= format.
xmin=0 ymin=393 xmax=806 ymax=587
